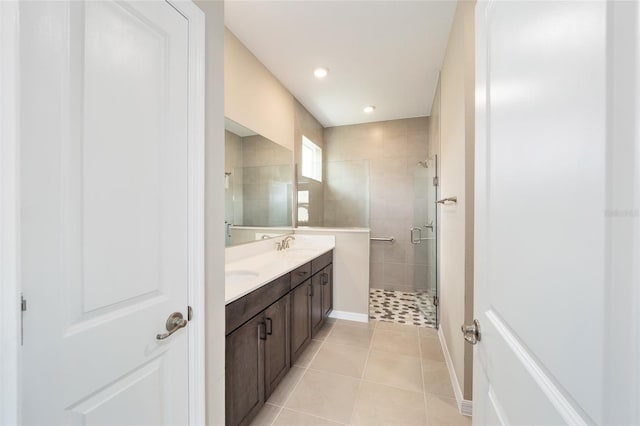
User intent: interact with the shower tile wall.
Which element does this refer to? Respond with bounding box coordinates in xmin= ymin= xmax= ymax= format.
xmin=323 ymin=159 xmax=370 ymax=227
xmin=294 ymin=100 xmax=325 ymax=226
xmin=324 ymin=117 xmax=430 ymax=293
xmin=242 ymin=135 xmax=293 ymax=226
xmin=225 ymin=131 xmax=293 ymax=227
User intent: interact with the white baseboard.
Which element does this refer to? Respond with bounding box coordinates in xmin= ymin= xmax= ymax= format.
xmin=438 ymin=326 xmax=473 ymax=417
xmin=328 ymin=310 xmax=369 ymax=323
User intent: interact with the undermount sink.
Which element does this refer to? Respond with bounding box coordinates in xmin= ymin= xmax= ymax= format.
xmin=225 ymin=270 xmax=259 ymax=286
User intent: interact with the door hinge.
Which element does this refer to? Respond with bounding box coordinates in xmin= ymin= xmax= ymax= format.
xmin=187 ymin=305 xmax=193 ymax=321
xmin=433 ymin=177 xmax=439 ymax=186
xmin=433 ymin=296 xmax=439 ymax=307
xmin=21 ymin=294 xmax=27 ymax=345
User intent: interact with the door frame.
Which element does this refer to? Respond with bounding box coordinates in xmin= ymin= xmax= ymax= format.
xmin=0 ymin=1 xmax=21 ymax=425
xmin=0 ymin=1 xmax=207 ymax=424
xmin=173 ymin=1 xmax=206 ymax=424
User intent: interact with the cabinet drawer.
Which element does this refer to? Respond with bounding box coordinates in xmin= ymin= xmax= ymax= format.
xmin=226 ymin=274 xmax=290 ymax=335
xmin=311 ymin=250 xmax=333 ymax=275
xmin=290 ymin=262 xmax=311 ymax=289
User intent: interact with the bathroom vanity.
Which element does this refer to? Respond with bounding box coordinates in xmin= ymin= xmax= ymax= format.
xmin=224 ymin=237 xmax=334 ymax=426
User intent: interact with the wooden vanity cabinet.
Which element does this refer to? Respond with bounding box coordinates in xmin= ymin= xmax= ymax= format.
xmin=225 ymin=314 xmax=265 ymax=426
xmin=290 ymin=278 xmax=311 ymax=364
xmin=226 ymin=250 xmax=334 ymax=426
xmin=321 ymin=264 xmax=333 ymax=317
xmin=310 ymin=251 xmax=334 ymax=338
xmin=225 ymin=275 xmax=290 ymax=426
xmin=264 ymin=294 xmax=290 ymax=399
xmin=310 ymin=272 xmax=324 ymax=337
xmin=290 ymin=262 xmax=311 ymax=288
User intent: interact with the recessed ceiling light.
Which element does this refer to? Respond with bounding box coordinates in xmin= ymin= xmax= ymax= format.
xmin=363 ymin=105 xmax=376 ymax=113
xmin=313 ymin=67 xmax=329 ymax=79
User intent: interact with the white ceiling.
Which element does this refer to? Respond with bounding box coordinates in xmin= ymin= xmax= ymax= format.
xmin=224 ymin=1 xmax=457 ymax=128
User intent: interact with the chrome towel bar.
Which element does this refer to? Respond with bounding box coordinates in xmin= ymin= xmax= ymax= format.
xmin=436 ymin=196 xmax=457 ymax=204
xmin=370 ymin=237 xmax=395 ymax=242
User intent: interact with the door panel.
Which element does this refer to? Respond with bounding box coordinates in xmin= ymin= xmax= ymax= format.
xmin=67 ymin=358 xmax=165 ymax=424
xmin=81 ymin=0 xmax=185 ymax=311
xmin=411 ymin=156 xmax=438 ymax=325
xmin=321 ymin=265 xmax=333 ymax=317
xmin=310 ymin=273 xmax=324 ymax=337
xmin=290 ymin=281 xmax=311 ymax=363
xmin=264 ymin=295 xmax=291 ymax=399
xmin=21 ymin=1 xmax=192 ymax=424
xmin=226 ymin=314 xmax=265 ymax=426
xmin=474 ymin=1 xmax=639 ymax=424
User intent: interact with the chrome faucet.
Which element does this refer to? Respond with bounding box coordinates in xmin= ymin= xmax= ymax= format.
xmin=276 ymin=235 xmax=296 ymax=251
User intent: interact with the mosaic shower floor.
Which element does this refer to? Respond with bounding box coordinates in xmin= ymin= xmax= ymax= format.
xmin=369 ymin=288 xmax=437 ymax=327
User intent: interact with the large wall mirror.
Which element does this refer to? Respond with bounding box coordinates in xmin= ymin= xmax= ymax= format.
xmin=225 ymin=118 xmax=294 ymax=246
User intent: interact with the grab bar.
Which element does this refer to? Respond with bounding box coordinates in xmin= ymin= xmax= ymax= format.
xmin=370 ymin=237 xmax=395 ymax=242
xmin=436 ymin=196 xmax=457 ymax=204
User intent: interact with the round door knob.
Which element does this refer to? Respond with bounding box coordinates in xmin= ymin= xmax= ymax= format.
xmin=461 ymin=319 xmax=481 ymax=345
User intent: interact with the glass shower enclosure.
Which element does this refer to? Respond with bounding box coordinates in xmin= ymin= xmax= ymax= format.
xmin=410 ymin=155 xmax=438 ymax=327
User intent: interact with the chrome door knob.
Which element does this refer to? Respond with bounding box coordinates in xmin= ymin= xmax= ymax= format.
xmin=461 ymin=319 xmax=481 ymax=345
xmin=156 ymin=312 xmax=188 ymax=340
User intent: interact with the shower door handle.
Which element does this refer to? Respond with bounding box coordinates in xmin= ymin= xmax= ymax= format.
xmin=410 ymin=227 xmax=422 ymax=244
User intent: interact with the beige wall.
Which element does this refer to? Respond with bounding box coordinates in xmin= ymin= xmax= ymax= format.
xmin=438 ymin=0 xmax=475 ymax=401
xmin=224 ymin=29 xmax=295 ymax=151
xmin=295 ymin=228 xmax=371 ymax=319
xmin=323 ymin=118 xmax=430 ymax=292
xmin=195 ymin=1 xmax=226 ymax=424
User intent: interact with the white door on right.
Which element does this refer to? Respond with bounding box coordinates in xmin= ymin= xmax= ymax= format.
xmin=474 ymin=1 xmax=639 ymax=425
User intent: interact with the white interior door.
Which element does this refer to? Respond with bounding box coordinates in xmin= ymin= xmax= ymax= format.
xmin=20 ymin=1 xmax=197 ymax=424
xmin=474 ymin=1 xmax=639 ymax=425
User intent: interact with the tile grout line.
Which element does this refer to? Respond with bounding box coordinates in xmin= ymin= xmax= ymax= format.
xmin=267 ymin=321 xmax=335 ymax=426
xmin=358 ymin=377 xmax=426 ymax=395
xmin=265 ymin=404 xmax=283 ymax=426
xmin=277 ymin=405 xmax=350 ymax=426
xmin=346 ymin=319 xmax=378 ymax=425
xmin=265 ymin=323 xmax=335 ymax=426
xmin=419 ymin=325 xmax=431 ymax=426
xmin=278 ymin=321 xmax=357 ymax=425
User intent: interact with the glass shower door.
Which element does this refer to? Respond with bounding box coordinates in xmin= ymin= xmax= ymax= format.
xmin=410 ymin=156 xmax=438 ymax=327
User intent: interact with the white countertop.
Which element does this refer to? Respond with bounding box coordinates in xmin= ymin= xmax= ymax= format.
xmin=225 ymin=235 xmax=335 ymax=304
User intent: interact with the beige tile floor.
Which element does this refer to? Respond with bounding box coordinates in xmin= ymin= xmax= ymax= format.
xmin=250 ymin=319 xmax=471 ymax=426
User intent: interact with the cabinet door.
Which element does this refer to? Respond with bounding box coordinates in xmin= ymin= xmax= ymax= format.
xmin=290 ymin=281 xmax=311 ymax=363
xmin=310 ymin=272 xmax=324 ymax=337
xmin=322 ymin=264 xmax=333 ymax=318
xmin=226 ymin=314 xmax=266 ymax=426
xmin=264 ymin=295 xmax=290 ymax=399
